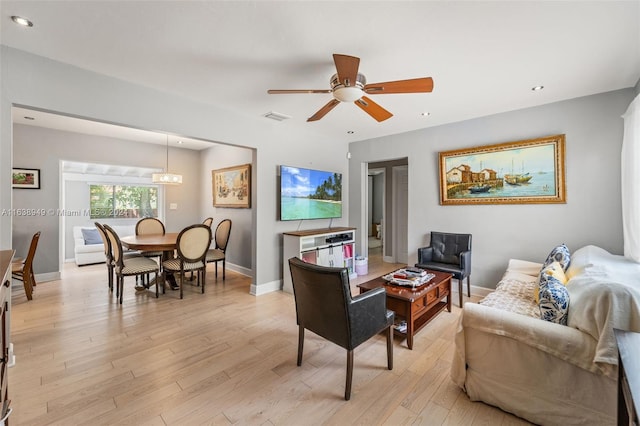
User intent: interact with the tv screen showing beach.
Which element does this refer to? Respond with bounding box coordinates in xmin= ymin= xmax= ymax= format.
xmin=280 ymin=166 xmax=342 ymax=221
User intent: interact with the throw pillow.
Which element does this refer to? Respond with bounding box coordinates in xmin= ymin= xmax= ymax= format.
xmin=534 ymin=261 xmax=568 ymax=303
xmin=538 ymin=275 xmax=570 ymax=325
xmin=81 ymin=228 xmax=102 ymax=245
xmin=543 ymin=244 xmax=571 ymax=271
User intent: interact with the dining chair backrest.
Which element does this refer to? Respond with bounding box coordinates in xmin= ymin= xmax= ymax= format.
xmin=103 ymin=224 xmax=124 ymax=267
xmin=202 ymin=217 xmax=213 ymax=228
xmin=22 ymin=231 xmax=41 ymax=278
xmin=94 ymin=223 xmax=112 ymax=262
xmin=176 ymin=224 xmax=212 ymax=263
xmin=214 ymin=219 xmax=232 ymax=252
xmin=136 ymin=217 xmax=165 ymax=235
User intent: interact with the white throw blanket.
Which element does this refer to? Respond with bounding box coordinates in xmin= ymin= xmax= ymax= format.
xmin=566 ymin=245 xmax=640 ymax=371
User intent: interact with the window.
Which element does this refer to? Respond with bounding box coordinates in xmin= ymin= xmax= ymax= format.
xmin=90 ymin=184 xmax=158 ymax=219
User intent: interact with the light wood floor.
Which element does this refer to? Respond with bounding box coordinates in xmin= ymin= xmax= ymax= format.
xmin=8 ymin=251 xmax=531 ymax=425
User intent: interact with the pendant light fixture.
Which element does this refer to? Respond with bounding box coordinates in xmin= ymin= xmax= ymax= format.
xmin=152 ymin=135 xmax=183 ymax=185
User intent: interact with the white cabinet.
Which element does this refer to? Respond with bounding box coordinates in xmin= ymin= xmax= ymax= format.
xmin=282 ymin=227 xmax=357 ymax=294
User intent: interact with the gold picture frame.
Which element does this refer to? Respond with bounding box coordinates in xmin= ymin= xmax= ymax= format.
xmin=439 ymin=134 xmax=566 ymax=205
xmin=212 ymin=164 xmax=251 ymax=208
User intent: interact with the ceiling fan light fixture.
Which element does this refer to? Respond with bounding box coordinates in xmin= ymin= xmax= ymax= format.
xmin=333 ymin=86 xmax=363 ymax=102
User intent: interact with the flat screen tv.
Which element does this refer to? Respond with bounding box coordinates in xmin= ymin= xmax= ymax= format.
xmin=280 ymin=165 xmax=342 ymax=221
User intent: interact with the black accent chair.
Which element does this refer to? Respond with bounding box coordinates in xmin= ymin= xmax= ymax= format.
xmin=288 ymin=257 xmax=394 ymax=400
xmin=416 ymin=232 xmax=472 ymax=307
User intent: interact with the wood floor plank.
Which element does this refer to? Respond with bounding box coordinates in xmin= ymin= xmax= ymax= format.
xmin=7 ymin=251 xmax=533 ymax=425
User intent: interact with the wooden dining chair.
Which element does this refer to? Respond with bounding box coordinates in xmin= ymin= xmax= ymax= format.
xmin=163 ymin=224 xmax=212 ymax=299
xmin=203 ymin=217 xmax=213 ymax=228
xmin=104 ymin=224 xmax=160 ymax=304
xmin=205 ymin=219 xmax=232 ymax=280
xmin=11 ymin=231 xmax=41 ymax=301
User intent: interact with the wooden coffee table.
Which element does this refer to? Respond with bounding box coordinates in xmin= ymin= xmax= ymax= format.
xmin=357 ymin=269 xmax=452 ymax=350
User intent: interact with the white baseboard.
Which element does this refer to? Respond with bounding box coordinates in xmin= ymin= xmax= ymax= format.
xmin=251 ymin=279 xmax=282 ymax=296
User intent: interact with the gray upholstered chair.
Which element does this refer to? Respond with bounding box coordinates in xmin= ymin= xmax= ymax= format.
xmin=104 ymin=224 xmax=160 ymax=304
xmin=416 ymin=231 xmax=471 ymax=307
xmin=163 ymin=224 xmax=212 ymax=299
xmin=288 ymin=257 xmax=394 ymax=400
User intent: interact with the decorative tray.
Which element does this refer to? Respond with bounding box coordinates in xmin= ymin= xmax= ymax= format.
xmin=382 ymin=268 xmax=435 ymax=288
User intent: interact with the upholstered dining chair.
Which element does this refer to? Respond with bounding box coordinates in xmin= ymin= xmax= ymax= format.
xmin=416 ymin=231 xmax=472 ymax=307
xmin=205 ymin=219 xmax=232 ymax=280
xmin=135 ymin=217 xmax=165 ymax=286
xmin=288 ymin=257 xmax=394 ymax=400
xmin=11 ymin=231 xmax=41 ymax=301
xmin=95 ymin=223 xmax=115 ymax=292
xmin=103 ymin=224 xmax=160 ymax=304
xmin=202 ymin=217 xmax=214 ymax=228
xmin=162 ymin=224 xmax=212 ymax=299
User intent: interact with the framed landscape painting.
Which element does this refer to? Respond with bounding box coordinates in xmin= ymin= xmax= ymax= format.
xmin=12 ymin=168 xmax=41 ymax=189
xmin=212 ymin=164 xmax=251 ymax=208
xmin=439 ymin=134 xmax=566 ymax=205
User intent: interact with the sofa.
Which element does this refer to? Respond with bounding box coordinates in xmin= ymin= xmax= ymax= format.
xmin=451 ymin=245 xmax=640 ymax=426
xmin=73 ymin=224 xmax=135 ymax=266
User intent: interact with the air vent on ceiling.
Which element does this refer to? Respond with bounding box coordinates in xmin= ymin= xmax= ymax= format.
xmin=263 ymin=111 xmax=291 ymax=121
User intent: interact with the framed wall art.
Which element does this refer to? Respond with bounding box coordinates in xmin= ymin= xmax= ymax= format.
xmin=12 ymin=168 xmax=41 ymax=189
xmin=439 ymin=134 xmax=566 ymax=205
xmin=212 ymin=164 xmax=251 ymax=208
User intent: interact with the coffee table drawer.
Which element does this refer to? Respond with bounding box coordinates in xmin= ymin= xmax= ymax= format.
xmin=438 ymin=281 xmax=449 ymax=297
xmin=413 ymin=288 xmax=438 ymax=311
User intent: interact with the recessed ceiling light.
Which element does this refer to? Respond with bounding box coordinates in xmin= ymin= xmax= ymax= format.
xmin=11 ymin=16 xmax=33 ymax=27
xmin=532 ymin=85 xmax=544 ymax=92
xmin=347 ymin=130 xmax=354 ymax=134
xmin=23 ymin=116 xmax=35 ymax=120
xmin=421 ymin=112 xmax=431 ymax=117
xmin=176 ymin=140 xmax=184 ymax=144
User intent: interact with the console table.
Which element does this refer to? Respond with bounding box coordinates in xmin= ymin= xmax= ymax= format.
xmin=282 ymin=227 xmax=356 ymax=294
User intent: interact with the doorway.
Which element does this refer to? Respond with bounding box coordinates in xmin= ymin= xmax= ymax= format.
xmin=366 ymin=158 xmax=408 ymax=264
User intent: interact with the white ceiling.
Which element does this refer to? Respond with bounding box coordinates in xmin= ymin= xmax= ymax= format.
xmin=2 ymin=1 xmax=639 ymax=145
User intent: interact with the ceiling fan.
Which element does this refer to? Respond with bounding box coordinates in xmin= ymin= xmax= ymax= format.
xmin=268 ymin=54 xmax=433 ymax=122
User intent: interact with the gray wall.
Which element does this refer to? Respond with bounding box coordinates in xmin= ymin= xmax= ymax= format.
xmin=199 ymin=143 xmax=254 ymax=275
xmin=349 ymin=89 xmax=636 ymax=289
xmin=12 ymin=124 xmax=201 ymax=274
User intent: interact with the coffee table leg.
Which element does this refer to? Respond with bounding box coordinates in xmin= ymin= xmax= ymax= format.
xmin=406 ymin=318 xmax=414 ymax=350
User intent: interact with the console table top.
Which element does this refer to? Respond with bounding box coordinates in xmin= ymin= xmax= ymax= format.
xmin=283 ymin=227 xmax=355 ymax=237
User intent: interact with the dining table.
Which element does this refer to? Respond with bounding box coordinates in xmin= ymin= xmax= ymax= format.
xmin=120 ymin=232 xmax=179 ymax=289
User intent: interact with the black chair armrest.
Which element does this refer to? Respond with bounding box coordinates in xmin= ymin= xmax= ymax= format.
xmin=460 ymin=250 xmax=471 ymax=273
xmin=417 ymin=246 xmax=434 ymax=263
xmin=349 ymin=287 xmax=391 ymax=348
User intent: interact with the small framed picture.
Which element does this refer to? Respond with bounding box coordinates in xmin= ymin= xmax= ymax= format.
xmin=12 ymin=168 xmax=41 ymax=189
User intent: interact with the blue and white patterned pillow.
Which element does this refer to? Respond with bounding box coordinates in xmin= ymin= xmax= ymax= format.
xmin=543 ymin=244 xmax=571 ymax=271
xmin=538 ymin=275 xmax=570 ymax=325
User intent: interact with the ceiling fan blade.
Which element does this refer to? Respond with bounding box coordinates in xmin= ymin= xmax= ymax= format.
xmin=333 ymin=54 xmax=360 ymax=87
xmin=307 ymin=99 xmax=341 ymax=122
xmin=364 ymin=77 xmax=434 ymax=94
xmin=268 ymin=89 xmax=332 ymax=94
xmin=354 ymin=96 xmax=393 ymax=122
